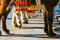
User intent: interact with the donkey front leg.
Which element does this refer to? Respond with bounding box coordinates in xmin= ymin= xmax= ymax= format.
xmin=12 ymin=10 xmax=18 ymax=27
xmin=1 ymin=15 xmax=10 ymax=34
xmin=14 ymin=11 xmax=22 ymax=28
xmin=0 ymin=14 xmax=3 ymax=35
xmin=16 ymin=13 xmax=22 ymax=28
xmin=0 ymin=31 xmax=2 ymax=35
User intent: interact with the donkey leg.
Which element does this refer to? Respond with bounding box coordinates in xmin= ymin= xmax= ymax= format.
xmin=12 ymin=11 xmax=18 ymax=27
xmin=47 ymin=12 xmax=56 ymax=36
xmin=0 ymin=14 xmax=2 ymax=35
xmin=45 ymin=4 xmax=56 ymax=36
xmin=1 ymin=15 xmax=10 ymax=34
xmin=22 ymin=11 xmax=28 ymax=23
xmin=15 ymin=12 xmax=22 ymax=28
xmin=0 ymin=31 xmax=2 ymax=35
xmin=27 ymin=13 xmax=31 ymax=19
xmin=44 ymin=12 xmax=48 ymax=33
xmin=0 ymin=21 xmax=2 ymax=35
xmin=12 ymin=15 xmax=18 ymax=27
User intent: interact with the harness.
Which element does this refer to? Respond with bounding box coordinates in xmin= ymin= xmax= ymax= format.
xmin=15 ymin=0 xmax=35 ymax=14
xmin=15 ymin=0 xmax=27 ymax=5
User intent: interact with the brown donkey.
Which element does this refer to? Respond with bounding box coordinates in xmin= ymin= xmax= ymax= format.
xmin=34 ymin=0 xmax=59 ymax=36
xmin=41 ymin=0 xmax=59 ymax=36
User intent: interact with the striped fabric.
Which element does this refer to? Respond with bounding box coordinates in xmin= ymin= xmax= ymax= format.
xmin=15 ymin=0 xmax=31 ymax=6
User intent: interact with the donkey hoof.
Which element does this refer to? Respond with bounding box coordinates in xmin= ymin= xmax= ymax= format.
xmin=28 ymin=16 xmax=31 ymax=19
xmin=15 ymin=25 xmax=18 ymax=27
xmin=0 ymin=31 xmax=2 ymax=36
xmin=18 ymin=25 xmax=22 ymax=28
xmin=23 ymin=21 xmax=28 ymax=24
xmin=5 ymin=30 xmax=10 ymax=34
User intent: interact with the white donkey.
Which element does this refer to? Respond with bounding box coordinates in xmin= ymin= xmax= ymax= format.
xmin=12 ymin=6 xmax=28 ymax=28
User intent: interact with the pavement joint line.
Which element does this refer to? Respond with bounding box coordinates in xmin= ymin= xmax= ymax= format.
xmin=0 ymin=34 xmax=60 ymax=38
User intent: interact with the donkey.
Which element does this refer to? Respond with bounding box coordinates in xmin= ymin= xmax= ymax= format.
xmin=41 ymin=0 xmax=59 ymax=36
xmin=12 ymin=0 xmax=36 ymax=28
xmin=0 ymin=0 xmax=30 ymax=35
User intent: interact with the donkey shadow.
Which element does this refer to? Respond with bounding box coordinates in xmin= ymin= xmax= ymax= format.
xmin=1 ymin=33 xmax=60 ymax=39
xmin=1 ymin=26 xmax=60 ymax=39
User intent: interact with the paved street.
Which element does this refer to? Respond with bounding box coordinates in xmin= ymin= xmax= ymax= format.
xmin=0 ymin=16 xmax=60 ymax=40
xmin=0 ymin=6 xmax=60 ymax=40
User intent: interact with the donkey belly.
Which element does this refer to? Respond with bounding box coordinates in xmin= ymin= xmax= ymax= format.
xmin=0 ymin=0 xmax=8 ymax=14
xmin=41 ymin=0 xmax=59 ymax=7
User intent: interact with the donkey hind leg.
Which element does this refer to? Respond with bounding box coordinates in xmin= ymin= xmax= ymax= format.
xmin=12 ymin=11 xmax=18 ymax=27
xmin=27 ymin=13 xmax=31 ymax=19
xmin=0 ymin=31 xmax=2 ymax=35
xmin=22 ymin=11 xmax=28 ymax=24
xmin=0 ymin=21 xmax=2 ymax=35
xmin=15 ymin=12 xmax=22 ymax=28
xmin=0 ymin=14 xmax=2 ymax=35
xmin=44 ymin=13 xmax=48 ymax=33
xmin=44 ymin=4 xmax=56 ymax=36
xmin=1 ymin=15 xmax=10 ymax=34
xmin=47 ymin=12 xmax=56 ymax=36
xmin=0 ymin=21 xmax=1 ymax=35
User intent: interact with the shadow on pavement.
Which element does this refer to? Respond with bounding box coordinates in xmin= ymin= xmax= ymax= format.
xmin=21 ymin=27 xmax=44 ymax=29
xmin=1 ymin=34 xmax=60 ymax=39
